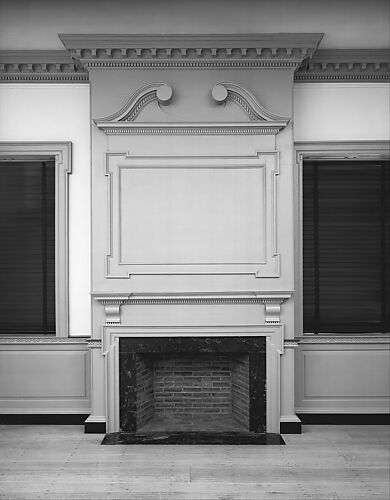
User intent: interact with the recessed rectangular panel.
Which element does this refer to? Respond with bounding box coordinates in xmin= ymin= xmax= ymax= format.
xmin=0 ymin=351 xmax=87 ymax=398
xmin=119 ymin=166 xmax=265 ymax=265
xmin=303 ymin=350 xmax=390 ymax=398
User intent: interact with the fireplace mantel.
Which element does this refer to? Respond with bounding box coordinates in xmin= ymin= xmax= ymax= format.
xmin=92 ymin=292 xmax=292 ymax=326
xmin=100 ymin=324 xmax=284 ymax=434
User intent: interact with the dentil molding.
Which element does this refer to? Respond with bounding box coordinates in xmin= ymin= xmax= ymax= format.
xmin=59 ymin=33 xmax=323 ymax=70
xmin=0 ymin=50 xmax=88 ymax=83
xmin=295 ymin=49 xmax=390 ymax=82
xmin=92 ymin=292 xmax=292 ymax=325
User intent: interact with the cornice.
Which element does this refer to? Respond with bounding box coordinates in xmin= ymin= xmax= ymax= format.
xmin=0 ymin=50 xmax=88 ymax=83
xmin=59 ymin=33 xmax=323 ymax=70
xmin=295 ymin=49 xmax=390 ymax=82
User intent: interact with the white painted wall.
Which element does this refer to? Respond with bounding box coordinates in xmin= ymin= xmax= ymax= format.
xmin=0 ymin=84 xmax=91 ymax=336
xmin=293 ymin=83 xmax=390 ymax=142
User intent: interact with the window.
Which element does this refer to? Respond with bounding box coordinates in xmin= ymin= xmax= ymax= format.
xmin=303 ymin=160 xmax=389 ymax=334
xmin=0 ymin=161 xmax=55 ymax=334
xmin=0 ymin=143 xmax=71 ymax=337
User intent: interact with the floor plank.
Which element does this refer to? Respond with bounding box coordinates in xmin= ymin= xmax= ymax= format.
xmin=0 ymin=425 xmax=388 ymax=499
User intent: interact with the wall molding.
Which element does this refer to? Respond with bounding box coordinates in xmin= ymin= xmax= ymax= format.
xmin=104 ymin=153 xmax=280 ymax=278
xmin=96 ymin=123 xmax=286 ymax=135
xmin=0 ymin=50 xmax=88 ymax=83
xmin=296 ymin=335 xmax=390 ymax=344
xmin=0 ymin=336 xmax=87 ymax=345
xmin=295 ymin=49 xmax=390 ymax=82
xmin=59 ymin=33 xmax=323 ymax=70
xmin=0 ymin=142 xmax=72 ymax=337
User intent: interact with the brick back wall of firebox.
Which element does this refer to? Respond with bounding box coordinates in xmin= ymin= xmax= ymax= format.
xmin=136 ymin=356 xmax=154 ymax=427
xmin=153 ymin=354 xmax=233 ymax=415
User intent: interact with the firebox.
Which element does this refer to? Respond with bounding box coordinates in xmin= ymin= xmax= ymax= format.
xmin=119 ymin=336 xmax=266 ymax=434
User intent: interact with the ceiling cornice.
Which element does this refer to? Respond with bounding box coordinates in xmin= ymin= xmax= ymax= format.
xmin=0 ymin=50 xmax=88 ymax=83
xmin=58 ymin=33 xmax=324 ymax=70
xmin=1 ymin=45 xmax=388 ymax=83
xmin=295 ymin=49 xmax=390 ymax=82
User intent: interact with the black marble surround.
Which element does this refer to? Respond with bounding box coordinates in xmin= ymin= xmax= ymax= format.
xmin=117 ymin=336 xmax=267 ymax=441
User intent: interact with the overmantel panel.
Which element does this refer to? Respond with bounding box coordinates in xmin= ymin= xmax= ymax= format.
xmin=105 ymin=153 xmax=279 ymax=279
xmin=89 ymin=35 xmax=296 ymax=294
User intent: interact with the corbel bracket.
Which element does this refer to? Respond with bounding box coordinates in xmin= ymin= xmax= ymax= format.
xmin=254 ymin=294 xmax=291 ymax=324
xmin=93 ymin=294 xmax=132 ymax=325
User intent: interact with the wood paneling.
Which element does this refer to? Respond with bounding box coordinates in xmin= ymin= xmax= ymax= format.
xmin=0 ymin=344 xmax=90 ymax=413
xmin=295 ymin=342 xmax=390 ymax=413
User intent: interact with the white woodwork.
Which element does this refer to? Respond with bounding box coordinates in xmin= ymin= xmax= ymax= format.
xmin=295 ymin=341 xmax=390 ymax=413
xmin=0 ymin=341 xmax=90 ymax=413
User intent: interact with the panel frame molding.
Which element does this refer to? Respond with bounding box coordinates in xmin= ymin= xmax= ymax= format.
xmin=0 ymin=142 xmax=72 ymax=337
xmin=104 ymin=152 xmax=281 ymax=278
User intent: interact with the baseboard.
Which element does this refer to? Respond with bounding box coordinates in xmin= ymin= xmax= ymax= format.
xmin=280 ymin=415 xmax=302 ymax=434
xmin=297 ymin=413 xmax=390 ymax=425
xmin=84 ymin=416 xmax=107 ymax=434
xmin=0 ymin=414 xmax=89 ymax=425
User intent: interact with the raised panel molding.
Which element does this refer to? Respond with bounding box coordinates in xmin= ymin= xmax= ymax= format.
xmin=104 ymin=153 xmax=280 ymax=278
xmin=0 ymin=342 xmax=91 ymax=414
xmin=295 ymin=342 xmax=390 ymax=414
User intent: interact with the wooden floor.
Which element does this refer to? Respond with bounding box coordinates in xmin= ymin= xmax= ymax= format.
xmin=0 ymin=425 xmax=389 ymax=499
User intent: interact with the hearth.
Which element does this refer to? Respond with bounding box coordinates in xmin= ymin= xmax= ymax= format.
xmin=118 ymin=336 xmax=267 ymax=437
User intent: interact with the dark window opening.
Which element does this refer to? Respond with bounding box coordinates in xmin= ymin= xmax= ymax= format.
xmin=0 ymin=161 xmax=55 ymax=334
xmin=303 ymin=160 xmax=389 ymax=334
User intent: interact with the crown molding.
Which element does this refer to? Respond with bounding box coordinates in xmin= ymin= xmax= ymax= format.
xmin=295 ymin=49 xmax=390 ymax=82
xmin=59 ymin=33 xmax=323 ymax=70
xmin=0 ymin=50 xmax=88 ymax=83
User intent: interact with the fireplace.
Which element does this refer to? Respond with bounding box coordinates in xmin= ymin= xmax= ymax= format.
xmin=119 ymin=336 xmax=266 ymax=436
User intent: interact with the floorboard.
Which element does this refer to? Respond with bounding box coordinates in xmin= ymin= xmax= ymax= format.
xmin=0 ymin=425 xmax=388 ymax=499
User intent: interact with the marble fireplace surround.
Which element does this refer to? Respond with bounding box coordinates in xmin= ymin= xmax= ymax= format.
xmin=102 ymin=324 xmax=284 ymax=435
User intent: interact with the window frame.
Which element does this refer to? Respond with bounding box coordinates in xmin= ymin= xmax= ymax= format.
xmin=294 ymin=141 xmax=390 ymax=337
xmin=0 ymin=142 xmax=72 ymax=337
